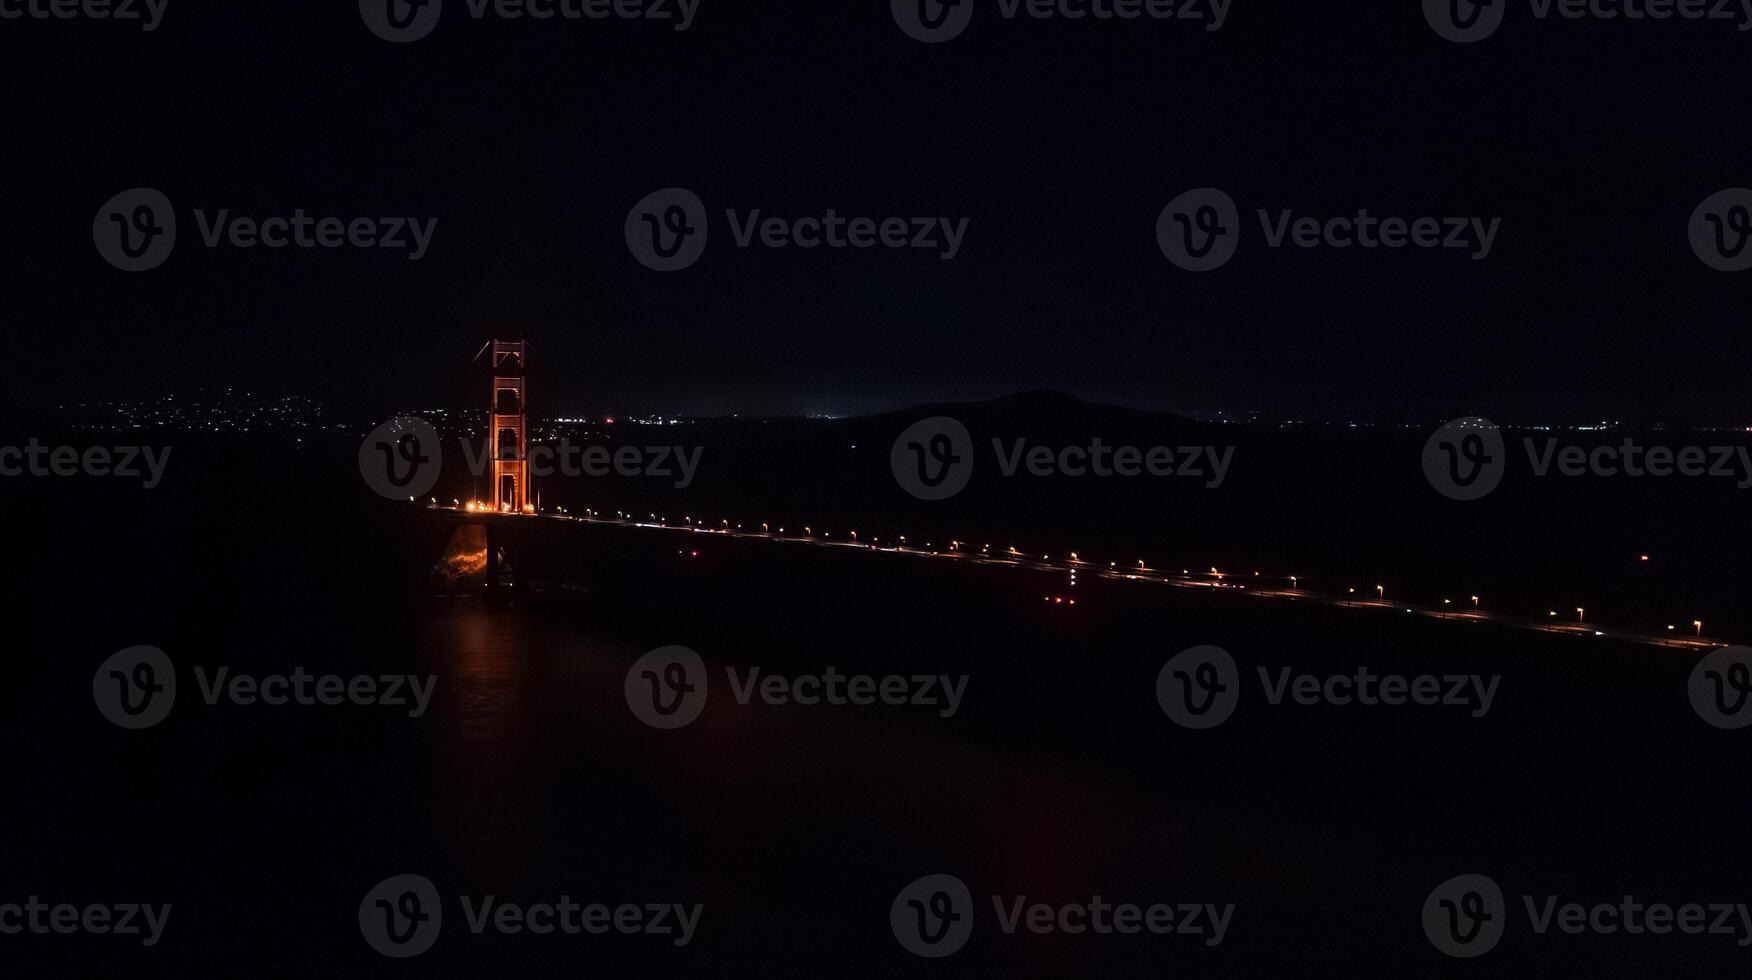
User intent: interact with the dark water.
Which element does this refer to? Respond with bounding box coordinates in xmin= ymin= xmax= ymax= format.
xmin=7 ymin=441 xmax=1751 ymax=976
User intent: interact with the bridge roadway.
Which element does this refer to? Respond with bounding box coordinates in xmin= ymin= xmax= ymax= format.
xmin=426 ymin=503 xmax=1723 ymax=652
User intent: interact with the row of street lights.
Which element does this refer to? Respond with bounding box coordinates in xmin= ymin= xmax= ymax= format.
xmin=446 ymin=500 xmax=1715 ymax=645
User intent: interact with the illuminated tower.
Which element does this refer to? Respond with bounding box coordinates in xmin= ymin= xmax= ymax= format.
xmin=489 ymin=339 xmax=529 ymax=512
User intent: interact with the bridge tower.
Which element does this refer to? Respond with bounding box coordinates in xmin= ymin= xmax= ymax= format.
xmin=489 ymin=339 xmax=529 ymax=513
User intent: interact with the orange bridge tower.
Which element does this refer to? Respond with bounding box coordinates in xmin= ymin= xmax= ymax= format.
xmin=489 ymin=339 xmax=529 ymax=512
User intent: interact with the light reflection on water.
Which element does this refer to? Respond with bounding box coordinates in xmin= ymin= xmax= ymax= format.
xmin=382 ymin=576 xmax=1597 ymax=973
xmin=419 ymin=601 xmax=637 ymax=808
xmin=403 ymin=598 xmax=1247 ymax=920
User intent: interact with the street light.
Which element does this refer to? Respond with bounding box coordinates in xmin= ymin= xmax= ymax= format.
xmin=1376 ymin=585 xmax=1385 ymax=603
xmin=1694 ymin=620 xmax=1704 ymax=636
xmin=1576 ymin=607 xmax=1585 ymax=623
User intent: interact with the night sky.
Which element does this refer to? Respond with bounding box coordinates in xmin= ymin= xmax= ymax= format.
xmin=6 ymin=1 xmax=1750 ymax=422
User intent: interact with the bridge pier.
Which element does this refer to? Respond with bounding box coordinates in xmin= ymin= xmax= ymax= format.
xmin=483 ymin=522 xmax=526 ymax=597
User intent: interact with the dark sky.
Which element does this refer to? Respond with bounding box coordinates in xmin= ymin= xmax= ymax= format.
xmin=5 ymin=1 xmax=1750 ymax=422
